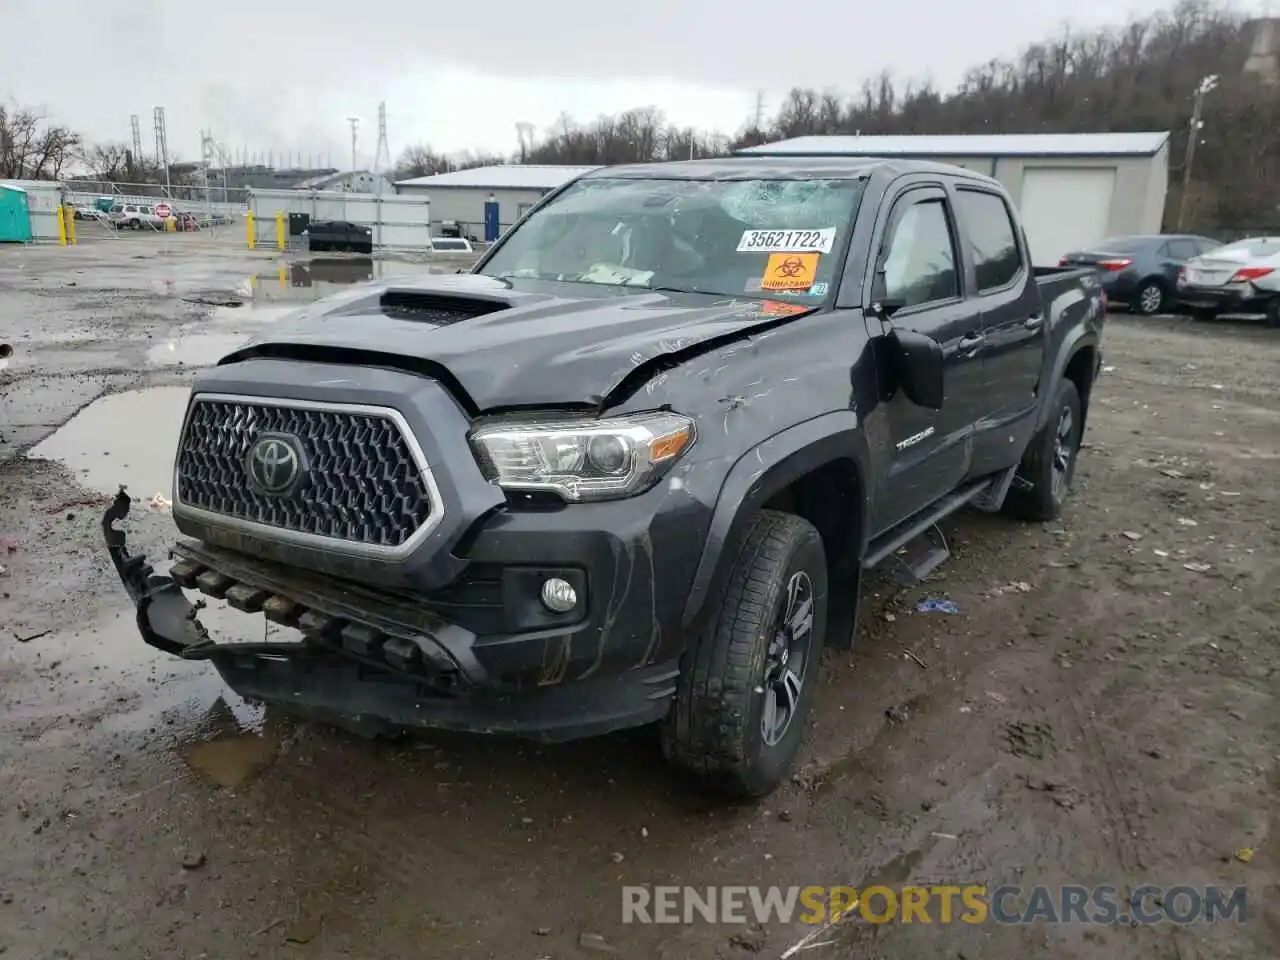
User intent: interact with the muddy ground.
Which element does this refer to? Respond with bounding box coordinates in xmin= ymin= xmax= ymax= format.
xmin=0 ymin=234 xmax=1275 ymax=959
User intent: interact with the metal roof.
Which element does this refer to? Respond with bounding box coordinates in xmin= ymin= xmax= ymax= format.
xmin=293 ymin=170 xmax=384 ymax=190
xmin=394 ymin=164 xmax=601 ymax=190
xmin=737 ymin=132 xmax=1171 ymax=158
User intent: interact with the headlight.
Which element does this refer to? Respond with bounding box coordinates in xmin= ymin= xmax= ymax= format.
xmin=470 ymin=411 xmax=695 ymax=502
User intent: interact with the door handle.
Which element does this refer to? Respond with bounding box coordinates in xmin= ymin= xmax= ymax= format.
xmin=1024 ymin=314 xmax=1043 ymax=331
xmin=958 ymin=333 xmax=986 ymax=351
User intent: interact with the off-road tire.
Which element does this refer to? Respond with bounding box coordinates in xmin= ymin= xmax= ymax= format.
xmin=662 ymin=510 xmax=828 ymax=799
xmin=1005 ymin=379 xmax=1083 ymax=523
xmin=1132 ymin=279 xmax=1167 ymax=316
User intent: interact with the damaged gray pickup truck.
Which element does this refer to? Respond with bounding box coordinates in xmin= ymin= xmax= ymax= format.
xmin=103 ymin=156 xmax=1105 ymax=797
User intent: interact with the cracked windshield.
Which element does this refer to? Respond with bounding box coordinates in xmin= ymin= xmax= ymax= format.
xmin=480 ymin=177 xmax=865 ymax=301
xmin=2 ymin=0 xmax=1276 ymax=957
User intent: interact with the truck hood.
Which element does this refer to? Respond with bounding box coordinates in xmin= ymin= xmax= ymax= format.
xmin=219 ymin=273 xmax=811 ymax=410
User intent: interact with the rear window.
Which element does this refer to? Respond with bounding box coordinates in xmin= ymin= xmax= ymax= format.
xmin=1095 ymin=236 xmax=1147 ymax=252
xmin=955 ymin=189 xmax=1023 ymax=292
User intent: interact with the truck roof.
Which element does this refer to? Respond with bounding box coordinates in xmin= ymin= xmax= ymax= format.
xmin=581 ymin=155 xmax=1000 ymax=185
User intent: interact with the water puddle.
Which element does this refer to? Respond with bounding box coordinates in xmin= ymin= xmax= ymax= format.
xmin=146 ymin=332 xmax=249 ymax=367
xmin=186 ymin=727 xmax=280 ymax=788
xmin=10 ymin=561 xmax=299 ymax=785
xmin=27 ymin=386 xmax=189 ymax=496
xmin=243 ymin=257 xmax=459 ymax=306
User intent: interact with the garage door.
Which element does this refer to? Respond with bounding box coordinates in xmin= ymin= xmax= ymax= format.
xmin=1018 ymin=167 xmax=1117 ymax=266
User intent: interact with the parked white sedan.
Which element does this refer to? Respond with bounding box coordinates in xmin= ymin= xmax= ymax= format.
xmin=1176 ymin=236 xmax=1280 ymax=326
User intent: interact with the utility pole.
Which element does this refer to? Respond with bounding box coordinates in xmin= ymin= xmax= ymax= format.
xmin=1176 ymin=74 xmax=1218 ymax=231
xmin=753 ymin=90 xmax=766 ymax=130
xmin=153 ymin=106 xmax=171 ymax=195
xmin=346 ymin=116 xmax=361 ymax=172
xmin=129 ymin=114 xmax=142 ymax=178
xmin=373 ymin=101 xmax=391 ymax=180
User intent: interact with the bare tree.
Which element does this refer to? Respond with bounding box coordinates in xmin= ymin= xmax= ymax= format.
xmin=83 ymin=142 xmax=132 ymax=181
xmin=0 ymin=103 xmax=81 ymax=180
xmin=395 ymin=144 xmax=455 ymax=179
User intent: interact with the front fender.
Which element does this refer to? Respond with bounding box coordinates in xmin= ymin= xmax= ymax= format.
xmin=680 ymin=411 xmax=870 ymax=629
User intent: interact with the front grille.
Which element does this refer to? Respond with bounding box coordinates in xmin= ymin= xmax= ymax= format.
xmin=176 ymin=397 xmax=434 ymax=548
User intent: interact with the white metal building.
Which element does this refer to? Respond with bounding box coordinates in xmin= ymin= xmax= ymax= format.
xmin=394 ymin=164 xmax=600 ymax=237
xmin=737 ymin=133 xmax=1171 ymax=265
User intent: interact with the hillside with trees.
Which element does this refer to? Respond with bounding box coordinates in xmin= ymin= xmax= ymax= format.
xmin=516 ymin=0 xmax=1276 ymax=232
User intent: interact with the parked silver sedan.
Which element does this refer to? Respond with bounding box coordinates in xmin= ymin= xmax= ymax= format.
xmin=1176 ymin=236 xmax=1280 ymax=327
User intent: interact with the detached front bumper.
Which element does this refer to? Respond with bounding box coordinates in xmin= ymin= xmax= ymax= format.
xmin=102 ymin=489 xmax=681 ymax=742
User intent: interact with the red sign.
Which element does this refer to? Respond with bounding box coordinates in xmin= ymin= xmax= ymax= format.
xmin=154 ymin=203 xmax=171 ymax=218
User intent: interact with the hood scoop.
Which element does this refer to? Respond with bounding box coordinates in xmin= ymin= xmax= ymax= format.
xmin=379 ymin=289 xmax=510 ymax=325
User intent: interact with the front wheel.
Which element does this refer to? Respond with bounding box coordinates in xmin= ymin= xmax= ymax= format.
xmin=662 ymin=510 xmax=828 ymax=799
xmin=1005 ymin=379 xmax=1083 ymax=522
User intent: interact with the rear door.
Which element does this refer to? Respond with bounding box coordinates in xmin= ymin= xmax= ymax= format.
xmin=869 ymin=184 xmax=986 ymax=532
xmin=951 ymin=186 xmax=1044 ymax=475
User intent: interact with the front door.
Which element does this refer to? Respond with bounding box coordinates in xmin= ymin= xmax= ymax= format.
xmin=871 ymin=186 xmax=986 ymax=534
xmin=951 ymin=186 xmax=1044 ymax=476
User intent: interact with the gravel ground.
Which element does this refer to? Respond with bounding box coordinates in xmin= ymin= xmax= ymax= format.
xmin=0 ymin=235 xmax=1275 ymax=959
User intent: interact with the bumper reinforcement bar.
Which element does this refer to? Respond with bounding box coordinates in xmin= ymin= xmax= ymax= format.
xmin=102 ymin=488 xmax=479 ymax=691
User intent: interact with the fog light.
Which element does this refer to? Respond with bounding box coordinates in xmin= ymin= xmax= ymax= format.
xmin=540 ymin=577 xmax=578 ymax=613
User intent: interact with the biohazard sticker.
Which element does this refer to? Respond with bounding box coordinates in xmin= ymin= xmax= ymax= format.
xmin=760 ymin=253 xmax=819 ymax=291
xmin=738 ymin=228 xmax=836 ymax=254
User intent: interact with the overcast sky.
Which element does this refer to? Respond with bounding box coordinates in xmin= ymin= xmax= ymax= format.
xmin=2 ymin=0 xmax=1268 ymax=168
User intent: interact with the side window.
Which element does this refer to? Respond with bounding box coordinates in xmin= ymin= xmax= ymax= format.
xmin=1195 ymin=239 xmax=1219 ymax=256
xmin=955 ymin=189 xmax=1023 ymax=292
xmin=1166 ymin=239 xmax=1195 ymax=260
xmin=881 ymin=198 xmax=959 ymax=309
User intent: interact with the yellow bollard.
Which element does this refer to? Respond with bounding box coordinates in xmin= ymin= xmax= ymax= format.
xmin=275 ymin=212 xmax=286 ymax=251
xmin=278 ymin=265 xmax=286 ymax=288
xmin=65 ymin=206 xmax=77 ymax=245
xmin=246 ymin=211 xmax=256 ymax=250
xmin=57 ymin=205 xmax=68 ymax=246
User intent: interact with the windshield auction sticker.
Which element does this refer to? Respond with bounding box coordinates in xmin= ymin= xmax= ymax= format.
xmin=738 ymin=228 xmax=836 ymax=254
xmin=760 ymin=253 xmax=820 ymax=291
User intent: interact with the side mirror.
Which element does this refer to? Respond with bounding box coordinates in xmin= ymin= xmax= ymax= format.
xmin=888 ymin=328 xmax=945 ymax=410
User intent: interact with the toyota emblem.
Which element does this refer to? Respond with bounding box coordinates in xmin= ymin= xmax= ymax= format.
xmin=246 ymin=433 xmax=306 ymax=495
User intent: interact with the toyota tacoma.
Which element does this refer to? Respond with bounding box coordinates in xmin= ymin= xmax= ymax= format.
xmin=103 ymin=156 xmax=1105 ymax=797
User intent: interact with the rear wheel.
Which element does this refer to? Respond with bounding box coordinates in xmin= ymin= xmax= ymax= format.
xmin=662 ymin=510 xmax=828 ymax=799
xmin=1133 ymin=280 xmax=1167 ymax=316
xmin=1265 ymin=299 xmax=1280 ymax=329
xmin=1005 ymin=379 xmax=1083 ymax=522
